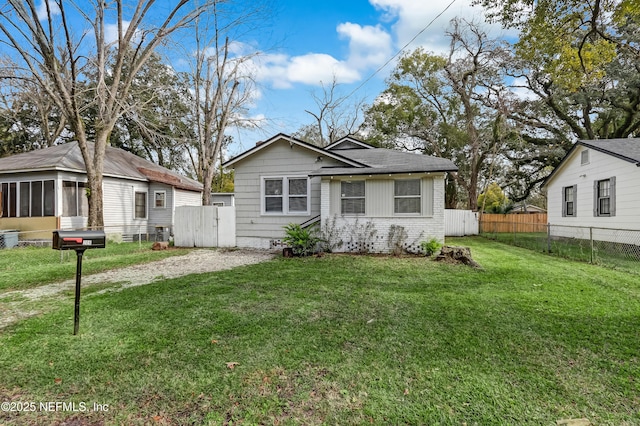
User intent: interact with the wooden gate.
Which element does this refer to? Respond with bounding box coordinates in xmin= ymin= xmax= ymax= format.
xmin=174 ymin=206 xmax=236 ymax=247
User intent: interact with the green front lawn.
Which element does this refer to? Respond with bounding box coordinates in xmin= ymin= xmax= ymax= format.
xmin=0 ymin=242 xmax=191 ymax=291
xmin=1 ymin=237 xmax=638 ymax=425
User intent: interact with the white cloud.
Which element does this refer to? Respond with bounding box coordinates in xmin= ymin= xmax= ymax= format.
xmin=37 ymin=0 xmax=61 ymax=21
xmin=249 ymin=23 xmax=390 ymax=89
xmin=287 ymin=53 xmax=361 ymax=85
xmin=370 ymin=0 xmax=505 ymax=55
xmin=337 ymin=22 xmax=393 ymax=69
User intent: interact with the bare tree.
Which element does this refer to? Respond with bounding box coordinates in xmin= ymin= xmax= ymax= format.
xmin=0 ymin=1 xmax=209 ymax=227
xmin=188 ymin=1 xmax=264 ymax=205
xmin=0 ymin=58 xmax=67 ymax=152
xmin=296 ymin=76 xmax=366 ymax=146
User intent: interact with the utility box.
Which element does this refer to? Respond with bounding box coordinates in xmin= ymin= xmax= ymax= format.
xmin=53 ymin=230 xmax=106 ymax=250
xmin=0 ymin=230 xmax=19 ymax=249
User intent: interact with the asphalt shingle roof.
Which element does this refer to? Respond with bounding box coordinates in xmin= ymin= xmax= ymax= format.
xmin=0 ymin=142 xmax=203 ymax=192
xmin=579 ymin=138 xmax=640 ymax=164
xmin=311 ymin=147 xmax=458 ymax=176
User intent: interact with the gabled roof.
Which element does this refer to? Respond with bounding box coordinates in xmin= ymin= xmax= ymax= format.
xmin=325 ymin=136 xmax=374 ymax=150
xmin=0 ymin=142 xmax=203 ymax=192
xmin=580 ymin=138 xmax=640 ymax=164
xmin=222 ymin=133 xmax=367 ymax=168
xmin=542 ymin=138 xmax=640 ymax=188
xmin=223 ymin=133 xmax=458 ymax=176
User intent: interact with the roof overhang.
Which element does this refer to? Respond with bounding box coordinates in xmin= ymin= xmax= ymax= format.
xmin=222 ymin=133 xmax=368 ymax=169
xmin=310 ymin=168 xmax=455 ymax=177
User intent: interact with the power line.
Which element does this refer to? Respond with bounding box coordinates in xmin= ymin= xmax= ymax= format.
xmin=343 ymin=0 xmax=458 ymax=102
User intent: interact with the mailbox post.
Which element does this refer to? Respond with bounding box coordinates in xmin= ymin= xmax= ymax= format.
xmin=53 ymin=230 xmax=106 ymax=335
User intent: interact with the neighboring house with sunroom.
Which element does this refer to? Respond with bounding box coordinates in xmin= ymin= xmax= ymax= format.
xmin=542 ymin=138 xmax=640 ymax=243
xmin=0 ymin=142 xmax=202 ymax=240
xmin=223 ymin=133 xmax=458 ymax=253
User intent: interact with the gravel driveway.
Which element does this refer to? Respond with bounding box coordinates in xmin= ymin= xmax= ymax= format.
xmin=0 ymin=248 xmax=275 ymax=328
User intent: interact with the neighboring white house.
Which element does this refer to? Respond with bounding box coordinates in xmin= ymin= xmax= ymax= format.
xmin=543 ymin=138 xmax=640 ymax=243
xmin=223 ymin=133 xmax=458 ymax=253
xmin=0 ymin=142 xmax=203 ymax=240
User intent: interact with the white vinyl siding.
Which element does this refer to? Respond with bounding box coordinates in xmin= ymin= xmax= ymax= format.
xmin=547 ymin=145 xmax=638 ymax=231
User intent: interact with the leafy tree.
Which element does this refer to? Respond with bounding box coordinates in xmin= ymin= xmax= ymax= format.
xmin=469 ymin=0 xmax=640 ymax=201
xmin=108 ymin=52 xmax=196 ymax=176
xmin=477 ymin=182 xmax=511 ymax=213
xmin=363 ymin=19 xmax=512 ymax=209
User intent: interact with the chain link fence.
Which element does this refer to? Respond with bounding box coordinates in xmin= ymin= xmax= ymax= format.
xmin=0 ymin=224 xmax=173 ymax=249
xmin=480 ymin=221 xmax=640 ymax=274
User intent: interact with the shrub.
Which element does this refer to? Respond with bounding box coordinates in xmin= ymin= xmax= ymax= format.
xmin=420 ymin=238 xmax=442 ymax=257
xmin=283 ymin=223 xmax=322 ymax=257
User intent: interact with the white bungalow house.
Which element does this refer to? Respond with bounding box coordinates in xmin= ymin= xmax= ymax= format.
xmin=223 ymin=133 xmax=458 ymax=253
xmin=542 ymin=138 xmax=640 ymax=243
xmin=0 ymin=142 xmax=202 ymax=240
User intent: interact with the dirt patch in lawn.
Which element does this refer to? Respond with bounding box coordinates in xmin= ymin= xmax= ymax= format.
xmin=0 ymin=249 xmax=275 ymax=329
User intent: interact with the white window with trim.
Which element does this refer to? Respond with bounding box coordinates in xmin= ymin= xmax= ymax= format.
xmin=594 ymin=177 xmax=615 ymax=217
xmin=62 ymin=181 xmax=89 ymax=217
xmin=261 ymin=176 xmax=310 ymax=215
xmin=394 ymin=179 xmax=421 ymax=214
xmin=562 ymin=184 xmax=576 ymax=217
xmin=154 ymin=191 xmax=166 ymax=208
xmin=134 ymin=191 xmax=147 ymax=219
xmin=341 ymin=180 xmax=365 ymax=215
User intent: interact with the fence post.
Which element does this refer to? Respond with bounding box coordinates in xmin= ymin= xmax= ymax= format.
xmin=590 ymin=227 xmax=594 ymax=264
xmin=547 ymin=223 xmax=551 ymax=253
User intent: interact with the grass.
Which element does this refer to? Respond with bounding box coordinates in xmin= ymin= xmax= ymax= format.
xmin=1 ymin=237 xmax=639 ymax=425
xmin=482 ymin=231 xmax=640 ymax=274
xmin=0 ymin=242 xmax=191 ymax=291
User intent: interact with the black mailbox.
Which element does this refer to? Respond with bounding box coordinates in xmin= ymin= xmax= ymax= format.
xmin=53 ymin=230 xmax=106 ymax=250
xmin=52 ymin=229 xmax=107 ymax=335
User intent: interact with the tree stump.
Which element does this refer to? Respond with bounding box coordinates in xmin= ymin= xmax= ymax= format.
xmin=434 ymin=246 xmax=481 ymax=268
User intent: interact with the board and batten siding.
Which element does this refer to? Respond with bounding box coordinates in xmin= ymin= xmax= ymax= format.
xmin=321 ymin=174 xmax=446 ymax=253
xmin=328 ymin=176 xmax=434 ymax=217
xmin=547 ymin=145 xmax=640 ymax=232
xmin=231 ymin=138 xmax=344 ymax=248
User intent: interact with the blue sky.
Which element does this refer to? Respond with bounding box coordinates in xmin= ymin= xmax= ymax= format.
xmin=226 ymin=0 xmax=506 ymax=155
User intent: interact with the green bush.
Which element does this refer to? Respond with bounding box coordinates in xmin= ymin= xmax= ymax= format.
xmin=420 ymin=238 xmax=442 ymax=257
xmin=283 ymin=223 xmax=322 ymax=257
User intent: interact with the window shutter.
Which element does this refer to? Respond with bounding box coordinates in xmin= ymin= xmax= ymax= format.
xmin=562 ymin=187 xmax=567 ymax=217
xmin=610 ymin=176 xmax=616 ymax=217
xmin=572 ymin=184 xmax=577 ymax=217
xmin=593 ymin=180 xmax=598 ymax=216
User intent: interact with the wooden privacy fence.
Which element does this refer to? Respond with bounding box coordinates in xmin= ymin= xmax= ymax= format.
xmin=480 ymin=213 xmax=548 ymax=233
xmin=445 ymin=209 xmax=479 ymax=236
xmin=174 ymin=206 xmax=236 ymax=247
